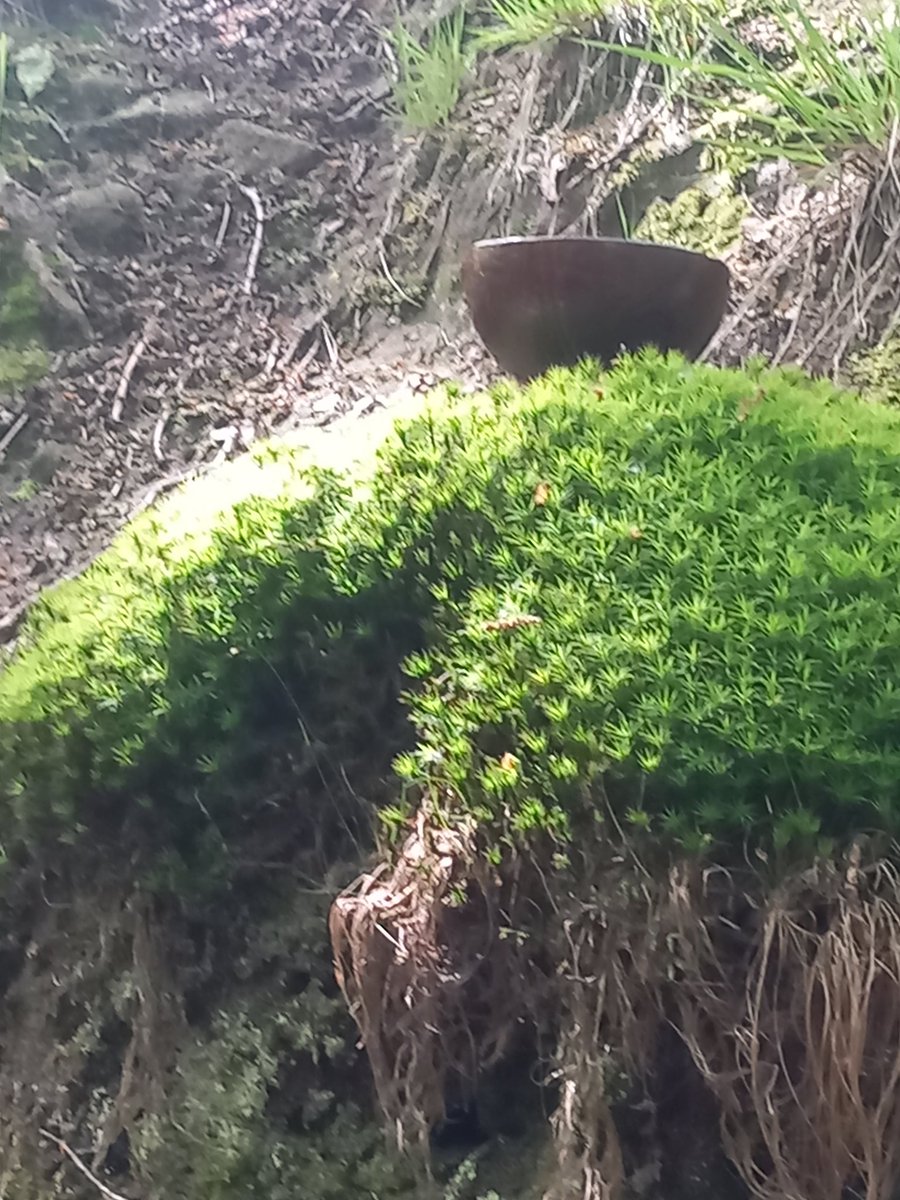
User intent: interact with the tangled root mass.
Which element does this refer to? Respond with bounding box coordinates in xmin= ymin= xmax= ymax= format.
xmin=332 ymin=826 xmax=900 ymax=1200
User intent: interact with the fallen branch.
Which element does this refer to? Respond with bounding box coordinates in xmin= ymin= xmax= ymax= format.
xmin=238 ymin=184 xmax=265 ymax=296
xmin=39 ymin=1128 xmax=134 ymax=1200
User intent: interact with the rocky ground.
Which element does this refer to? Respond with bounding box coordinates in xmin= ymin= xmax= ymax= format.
xmin=1 ymin=0 xmax=895 ymax=641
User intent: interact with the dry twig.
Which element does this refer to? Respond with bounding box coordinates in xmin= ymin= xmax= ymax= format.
xmin=39 ymin=1128 xmax=134 ymax=1200
xmin=0 ymin=410 xmax=28 ymax=460
xmin=111 ymin=334 xmax=150 ymax=423
xmin=214 ymin=199 xmax=232 ymax=253
xmin=238 ymin=184 xmax=265 ymax=296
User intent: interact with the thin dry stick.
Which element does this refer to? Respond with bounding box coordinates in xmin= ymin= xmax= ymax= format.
xmin=771 ymin=231 xmax=819 ymax=366
xmin=321 ymin=321 xmax=340 ymax=369
xmin=0 ymin=410 xmax=28 ymax=459
xmin=152 ymin=408 xmax=170 ymax=462
xmin=378 ymin=244 xmax=418 ymax=306
xmin=39 ymin=1129 xmax=134 ymax=1200
xmin=238 ymin=184 xmax=265 ymax=296
xmin=111 ymin=335 xmax=149 ymax=423
xmin=214 ymin=199 xmax=232 ymax=252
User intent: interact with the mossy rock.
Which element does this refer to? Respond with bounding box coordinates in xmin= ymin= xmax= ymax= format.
xmin=6 ymin=354 xmax=900 ymax=862
xmin=846 ymin=329 xmax=900 ymax=407
xmin=635 ymin=178 xmax=748 ymax=258
xmin=0 ymin=343 xmax=49 ymax=390
xmin=0 ymin=239 xmax=50 ymax=390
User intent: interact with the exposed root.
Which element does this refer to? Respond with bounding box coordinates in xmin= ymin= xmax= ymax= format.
xmin=545 ymin=871 xmax=663 ymax=1200
xmin=332 ymin=818 xmax=900 ymax=1200
xmin=672 ymin=853 xmax=900 ymax=1200
xmin=329 ymin=806 xmax=530 ymax=1156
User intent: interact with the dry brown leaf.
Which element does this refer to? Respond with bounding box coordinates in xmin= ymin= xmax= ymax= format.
xmin=737 ymin=389 xmax=765 ymax=422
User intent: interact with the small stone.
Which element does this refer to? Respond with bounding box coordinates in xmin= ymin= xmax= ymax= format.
xmin=56 ymin=182 xmax=145 ymax=256
xmin=215 ymin=119 xmax=322 ymax=180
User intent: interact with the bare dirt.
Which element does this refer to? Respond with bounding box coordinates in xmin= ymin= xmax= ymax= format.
xmin=0 ymin=0 xmax=495 ymax=640
xmin=1 ymin=0 xmax=895 ymax=642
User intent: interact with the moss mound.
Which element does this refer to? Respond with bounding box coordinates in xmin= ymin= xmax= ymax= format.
xmin=5 ymin=351 xmax=900 ymax=861
xmin=383 ymin=354 xmax=900 ymax=854
xmin=7 ymin=352 xmax=900 ymax=1200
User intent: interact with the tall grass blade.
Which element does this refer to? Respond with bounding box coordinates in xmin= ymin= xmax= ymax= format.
xmin=390 ymin=6 xmax=467 ymax=130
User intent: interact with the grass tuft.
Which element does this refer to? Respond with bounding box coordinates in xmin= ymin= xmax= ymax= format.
xmin=389 ymin=7 xmax=468 ymax=131
xmin=590 ymin=0 xmax=900 ymax=169
xmin=469 ymin=0 xmax=613 ymax=53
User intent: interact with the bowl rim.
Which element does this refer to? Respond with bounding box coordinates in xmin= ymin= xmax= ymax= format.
xmin=469 ymin=235 xmax=725 ymax=263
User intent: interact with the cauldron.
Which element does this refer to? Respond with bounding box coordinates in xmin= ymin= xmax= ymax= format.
xmin=461 ymin=235 xmax=730 ymax=382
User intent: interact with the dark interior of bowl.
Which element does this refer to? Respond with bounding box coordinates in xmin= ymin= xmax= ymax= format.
xmin=461 ymin=236 xmax=731 ymax=382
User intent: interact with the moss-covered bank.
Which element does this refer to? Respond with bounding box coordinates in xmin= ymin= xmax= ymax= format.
xmin=5 ymin=353 xmax=900 ymax=1200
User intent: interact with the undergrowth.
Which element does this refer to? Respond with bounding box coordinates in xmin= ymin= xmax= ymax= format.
xmin=847 ymin=326 xmax=900 ymax=407
xmin=6 ymin=353 xmax=900 ymax=867
xmin=598 ymin=0 xmax=900 ymax=170
xmin=386 ymin=0 xmax=898 ymax=161
xmin=132 ymin=888 xmax=421 ymax=1200
xmin=386 ymin=0 xmax=733 ymax=128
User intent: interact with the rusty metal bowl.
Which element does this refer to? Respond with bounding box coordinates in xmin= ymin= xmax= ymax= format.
xmin=461 ymin=235 xmax=731 ymax=382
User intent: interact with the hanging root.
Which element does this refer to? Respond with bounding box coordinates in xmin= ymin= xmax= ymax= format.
xmin=671 ymin=850 xmax=900 ymax=1200
xmin=545 ymin=870 xmax=665 ymax=1200
xmin=329 ymin=806 xmax=530 ymax=1155
xmin=545 ymin=848 xmax=900 ymax=1200
xmin=332 ymin=812 xmax=900 ymax=1200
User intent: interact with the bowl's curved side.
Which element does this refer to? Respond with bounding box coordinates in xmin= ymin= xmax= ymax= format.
xmin=461 ymin=238 xmax=731 ymax=381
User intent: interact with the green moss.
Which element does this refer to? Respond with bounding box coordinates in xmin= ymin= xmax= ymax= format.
xmin=0 ymin=432 xmax=413 ymax=853
xmin=0 ymin=342 xmax=48 ymax=389
xmin=10 ymin=478 xmax=39 ymax=502
xmin=0 ymin=239 xmax=48 ymax=388
xmin=846 ymin=330 xmax=900 ymax=406
xmin=0 ymin=260 xmax=42 ymax=343
xmin=380 ymin=356 xmax=900 ymax=854
xmin=634 ymin=177 xmax=748 ymax=256
xmin=9 ymin=354 xmax=900 ymax=861
xmin=133 ymin=887 xmax=418 ymax=1200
